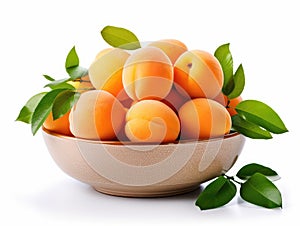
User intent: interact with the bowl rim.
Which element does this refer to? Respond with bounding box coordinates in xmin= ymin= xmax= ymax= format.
xmin=42 ymin=127 xmax=241 ymax=146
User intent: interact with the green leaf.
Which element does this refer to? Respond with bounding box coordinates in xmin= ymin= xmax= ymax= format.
xmin=16 ymin=92 xmax=47 ymax=123
xmin=227 ymin=64 xmax=245 ymax=99
xmin=101 ymin=25 xmax=141 ymax=50
xmin=67 ymin=66 xmax=88 ymax=80
xmin=232 ymin=114 xmax=272 ymax=139
xmin=240 ymin=173 xmax=282 ymax=208
xmin=52 ymin=90 xmax=80 ymax=120
xmin=65 ymin=46 xmax=79 ymax=69
xmin=214 ymin=43 xmax=234 ymax=95
xmin=31 ymin=89 xmax=68 ymax=135
xmin=43 ymin=74 xmax=55 ymax=81
xmin=64 ymin=46 xmax=87 ymax=79
xmin=195 ymin=176 xmax=236 ymax=210
xmin=235 ymin=100 xmax=288 ymax=134
xmin=237 ymin=163 xmax=280 ymax=181
xmin=44 ymin=78 xmax=74 ymax=90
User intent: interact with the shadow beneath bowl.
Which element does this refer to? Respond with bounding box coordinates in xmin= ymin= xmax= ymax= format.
xmin=22 ymin=179 xmax=204 ymax=221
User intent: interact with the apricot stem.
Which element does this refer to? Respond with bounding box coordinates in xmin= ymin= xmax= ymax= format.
xmin=76 ymin=87 xmax=95 ymax=92
xmin=79 ymin=79 xmax=91 ymax=83
xmin=226 ymin=99 xmax=231 ymax=108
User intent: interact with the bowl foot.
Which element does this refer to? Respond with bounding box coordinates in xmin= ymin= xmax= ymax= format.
xmin=92 ymin=184 xmax=200 ymax=198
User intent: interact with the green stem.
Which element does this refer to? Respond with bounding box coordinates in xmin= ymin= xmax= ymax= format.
xmin=224 ymin=174 xmax=242 ymax=185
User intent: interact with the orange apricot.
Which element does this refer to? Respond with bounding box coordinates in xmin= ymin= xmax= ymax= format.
xmin=212 ymin=91 xmax=227 ymax=106
xmin=178 ymin=98 xmax=231 ymax=140
xmin=89 ymin=48 xmax=130 ymax=101
xmin=148 ymin=39 xmax=188 ymax=64
xmin=43 ymin=111 xmax=73 ymax=136
xmin=69 ymin=90 xmax=126 ymax=140
xmin=174 ymin=50 xmax=223 ymax=99
xmin=120 ymin=97 xmax=134 ymax=109
xmin=227 ymin=96 xmax=243 ymax=116
xmin=161 ymin=84 xmax=189 ymax=113
xmin=213 ymin=94 xmax=243 ymax=116
xmin=122 ymin=47 xmax=173 ymax=100
xmin=125 ymin=100 xmax=180 ymax=143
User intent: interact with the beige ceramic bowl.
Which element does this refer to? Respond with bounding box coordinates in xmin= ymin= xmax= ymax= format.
xmin=42 ymin=127 xmax=245 ymax=197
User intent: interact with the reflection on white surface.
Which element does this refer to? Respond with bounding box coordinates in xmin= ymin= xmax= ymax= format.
xmin=13 ymin=177 xmax=287 ymax=226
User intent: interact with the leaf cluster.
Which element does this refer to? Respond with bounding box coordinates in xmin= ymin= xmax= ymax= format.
xmin=16 ymin=47 xmax=87 ymax=134
xmin=214 ymin=44 xmax=288 ymax=139
xmin=196 ymin=163 xmax=282 ymax=210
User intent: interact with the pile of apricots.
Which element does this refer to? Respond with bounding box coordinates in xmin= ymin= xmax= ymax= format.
xmin=43 ymin=39 xmax=242 ymax=143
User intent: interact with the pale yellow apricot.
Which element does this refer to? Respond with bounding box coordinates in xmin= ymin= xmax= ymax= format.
xmin=122 ymin=47 xmax=173 ymax=100
xmin=89 ymin=48 xmax=130 ymax=100
xmin=148 ymin=39 xmax=188 ymax=64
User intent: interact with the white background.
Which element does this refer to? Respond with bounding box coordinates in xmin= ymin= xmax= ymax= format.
xmin=1 ymin=0 xmax=299 ymax=225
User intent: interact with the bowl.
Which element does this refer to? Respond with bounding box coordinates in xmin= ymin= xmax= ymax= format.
xmin=42 ymin=127 xmax=245 ymax=197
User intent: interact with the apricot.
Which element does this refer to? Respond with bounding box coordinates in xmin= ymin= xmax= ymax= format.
xmin=178 ymin=98 xmax=231 ymax=140
xmin=148 ymin=39 xmax=188 ymax=64
xmin=161 ymin=84 xmax=189 ymax=113
xmin=125 ymin=100 xmax=180 ymax=143
xmin=174 ymin=50 xmax=223 ymax=99
xmin=94 ymin=48 xmax=115 ymax=60
xmin=120 ymin=97 xmax=134 ymax=109
xmin=213 ymin=94 xmax=243 ymax=116
xmin=88 ymin=48 xmax=130 ymax=100
xmin=227 ymin=96 xmax=242 ymax=116
xmin=69 ymin=90 xmax=126 ymax=140
xmin=122 ymin=47 xmax=173 ymax=100
xmin=212 ymin=91 xmax=227 ymax=106
xmin=43 ymin=111 xmax=73 ymax=136
xmin=116 ymin=126 xmax=129 ymax=141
